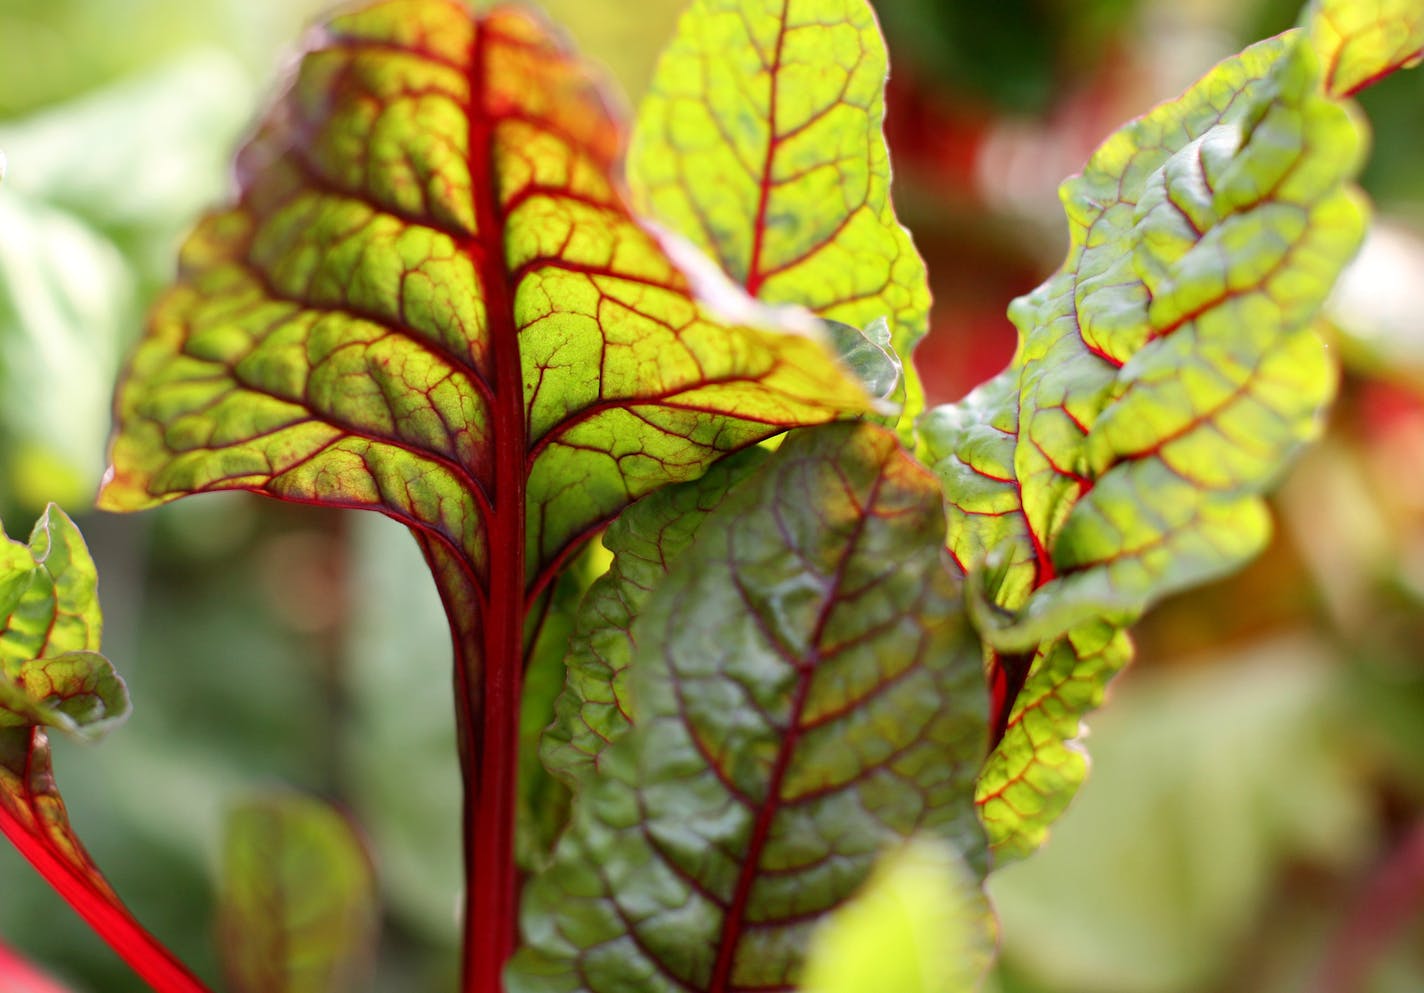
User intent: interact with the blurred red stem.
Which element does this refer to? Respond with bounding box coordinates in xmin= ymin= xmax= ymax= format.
xmin=1314 ymin=819 xmax=1424 ymax=993
xmin=0 ymin=805 xmax=212 ymax=993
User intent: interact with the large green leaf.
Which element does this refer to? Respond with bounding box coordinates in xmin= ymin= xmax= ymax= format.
xmin=217 ymin=793 xmax=378 ymax=993
xmin=98 ymin=0 xmax=866 ymax=975
xmin=510 ymin=423 xmax=987 ymax=993
xmin=629 ymin=0 xmax=929 ymax=422
xmin=920 ymin=31 xmax=1369 ymax=859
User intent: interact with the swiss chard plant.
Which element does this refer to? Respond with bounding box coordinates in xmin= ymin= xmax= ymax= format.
xmin=0 ymin=0 xmax=1421 ymax=990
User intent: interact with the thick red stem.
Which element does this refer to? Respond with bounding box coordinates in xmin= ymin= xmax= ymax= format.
xmin=0 ymin=800 xmax=211 ymax=993
xmin=457 ymin=16 xmax=525 ymax=993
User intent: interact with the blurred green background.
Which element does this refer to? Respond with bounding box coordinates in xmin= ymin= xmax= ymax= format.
xmin=0 ymin=0 xmax=1421 ymax=990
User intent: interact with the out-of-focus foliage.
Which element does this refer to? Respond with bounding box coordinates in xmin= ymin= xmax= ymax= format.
xmin=801 ymin=839 xmax=995 ymax=993
xmin=0 ymin=0 xmax=1422 ymax=991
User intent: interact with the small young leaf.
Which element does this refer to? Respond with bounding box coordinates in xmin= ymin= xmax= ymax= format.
xmin=1307 ymin=0 xmax=1424 ymax=96
xmin=0 ymin=507 xmax=203 ymax=992
xmin=920 ymin=32 xmax=1369 ymax=859
xmin=510 ymin=423 xmax=987 ymax=993
xmin=217 ymin=793 xmax=378 ymax=993
xmin=629 ymin=0 xmax=930 ymax=421
xmin=0 ymin=651 xmax=128 ymax=737
xmin=799 ymin=838 xmax=995 ymax=993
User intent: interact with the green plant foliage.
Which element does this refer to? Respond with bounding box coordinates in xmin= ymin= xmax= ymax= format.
xmin=0 ymin=0 xmax=1416 ymax=989
xmin=921 ymin=29 xmax=1369 ymax=859
xmin=1307 ymin=0 xmax=1424 ymax=95
xmin=511 ymin=422 xmax=987 ymax=992
xmin=800 ymin=838 xmax=994 ymax=993
xmin=216 ymin=792 xmax=379 ymax=993
xmin=629 ymin=0 xmax=930 ymax=426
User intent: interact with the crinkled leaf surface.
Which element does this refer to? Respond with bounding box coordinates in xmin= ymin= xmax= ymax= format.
xmin=629 ymin=0 xmax=929 ymax=422
xmin=799 ymin=839 xmax=994 ymax=993
xmin=920 ymin=32 xmax=1369 ymax=859
xmin=540 ymin=446 xmax=766 ymax=791
xmin=99 ymin=0 xmax=864 ymax=972
xmin=1307 ymin=0 xmax=1424 ymax=96
xmin=510 ymin=423 xmax=987 ymax=993
xmin=217 ymin=792 xmax=378 ymax=993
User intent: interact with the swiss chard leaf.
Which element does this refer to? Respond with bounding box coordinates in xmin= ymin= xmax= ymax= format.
xmin=540 ymin=446 xmax=767 ymax=791
xmin=510 ymin=422 xmax=987 ymax=993
xmin=0 ymin=507 xmax=204 ymax=992
xmin=217 ymin=793 xmax=379 ymax=993
xmin=920 ymin=31 xmax=1369 ymax=859
xmin=1307 ymin=0 xmax=1424 ymax=96
xmin=628 ymin=0 xmax=930 ymax=423
xmin=99 ymin=0 xmax=866 ymax=977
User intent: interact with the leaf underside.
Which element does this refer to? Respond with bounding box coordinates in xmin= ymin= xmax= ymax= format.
xmin=100 ymin=0 xmax=864 ymax=597
xmin=920 ymin=30 xmax=1370 ymax=859
xmin=511 ymin=422 xmax=987 ymax=993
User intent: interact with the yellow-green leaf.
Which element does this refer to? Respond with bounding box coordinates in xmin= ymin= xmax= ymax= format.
xmin=629 ymin=0 xmax=929 ymax=423
xmin=920 ymin=32 xmax=1369 ymax=860
xmin=1307 ymin=0 xmax=1424 ymax=96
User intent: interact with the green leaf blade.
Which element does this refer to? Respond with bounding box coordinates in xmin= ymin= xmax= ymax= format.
xmin=629 ymin=0 xmax=930 ymax=419
xmin=1308 ymin=0 xmax=1424 ymax=96
xmin=922 ymin=32 xmax=1371 ymax=860
xmin=100 ymin=0 xmax=867 ymax=587
xmin=511 ymin=423 xmax=987 ymax=993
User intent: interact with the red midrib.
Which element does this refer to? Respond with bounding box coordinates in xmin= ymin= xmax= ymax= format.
xmin=743 ymin=0 xmax=789 ymax=299
xmin=707 ymin=472 xmax=883 ymax=991
xmin=461 ymin=20 xmax=526 ymax=993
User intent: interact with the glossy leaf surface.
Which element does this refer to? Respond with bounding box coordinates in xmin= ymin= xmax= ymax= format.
xmin=1307 ymin=0 xmax=1424 ymax=96
xmin=217 ymin=793 xmax=378 ymax=993
xmin=541 ymin=447 xmax=766 ymax=791
xmin=511 ymin=423 xmax=986 ymax=993
xmin=629 ymin=0 xmax=930 ymax=419
xmin=921 ymin=32 xmax=1368 ymax=858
